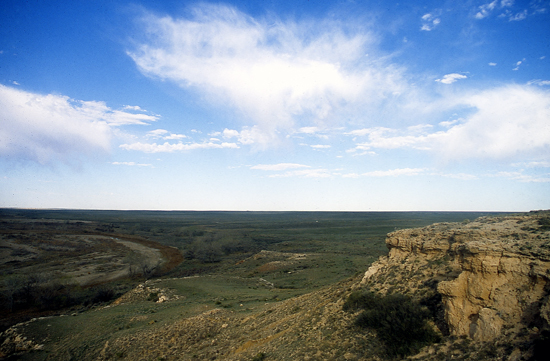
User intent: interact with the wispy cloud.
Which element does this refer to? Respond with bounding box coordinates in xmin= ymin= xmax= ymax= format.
xmin=251 ymin=163 xmax=309 ymax=171
xmin=509 ymin=9 xmax=528 ymax=21
xmin=250 ymin=163 xmax=331 ymax=177
xmin=346 ymin=85 xmax=550 ymax=161
xmin=362 ymin=168 xmax=426 ymax=177
xmin=297 ymin=127 xmax=321 ymax=134
xmin=436 ymin=73 xmax=467 ymax=84
xmin=119 ymin=141 xmax=239 ymax=153
xmin=527 ymin=79 xmax=550 ymax=86
xmin=122 ymin=105 xmax=146 ymax=111
xmin=420 ymin=12 xmax=441 ymax=31
xmin=146 ymin=129 xmax=187 ymax=140
xmin=512 ymin=160 xmax=550 ymax=168
xmin=0 ymin=84 xmax=156 ymax=164
xmin=475 ymin=1 xmax=499 ymax=19
xmin=269 ymin=168 xmax=332 ymax=178
xmin=495 ymin=171 xmax=550 ymax=183
xmin=128 ymin=4 xmax=405 ymax=146
xmin=112 ymin=161 xmax=153 ymax=167
xmin=513 ymin=58 xmax=525 ymax=71
xmin=434 ymin=172 xmax=478 ymax=180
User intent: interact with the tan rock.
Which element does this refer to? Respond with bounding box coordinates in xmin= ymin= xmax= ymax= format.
xmin=366 ymin=212 xmax=550 ymax=342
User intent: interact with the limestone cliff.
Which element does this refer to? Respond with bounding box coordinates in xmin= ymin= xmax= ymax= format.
xmin=361 ymin=211 xmax=550 ymax=358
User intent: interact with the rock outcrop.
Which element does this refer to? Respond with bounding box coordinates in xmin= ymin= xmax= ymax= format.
xmin=361 ymin=211 xmax=550 ymax=358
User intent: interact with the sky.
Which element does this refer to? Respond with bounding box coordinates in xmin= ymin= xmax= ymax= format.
xmin=0 ymin=0 xmax=549 ymax=211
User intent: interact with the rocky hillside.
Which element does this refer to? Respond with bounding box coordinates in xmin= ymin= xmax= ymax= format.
xmin=361 ymin=210 xmax=550 ymax=360
xmin=2 ymin=211 xmax=549 ymax=360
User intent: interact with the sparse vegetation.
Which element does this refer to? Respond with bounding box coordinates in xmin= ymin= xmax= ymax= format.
xmin=344 ymin=291 xmax=440 ymax=358
xmin=0 ymin=209 xmax=508 ymax=359
xmin=538 ymin=217 xmax=550 ymax=231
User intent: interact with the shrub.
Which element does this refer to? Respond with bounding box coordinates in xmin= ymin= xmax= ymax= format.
xmin=344 ymin=291 xmax=440 ymax=358
xmin=148 ymin=292 xmax=159 ymax=302
xmin=251 ymin=352 xmax=266 ymax=361
xmin=91 ymin=287 xmax=116 ymax=304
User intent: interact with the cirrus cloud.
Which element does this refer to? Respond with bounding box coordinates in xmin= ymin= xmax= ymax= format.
xmin=250 ymin=163 xmax=309 ymax=171
xmin=119 ymin=141 xmax=239 ymax=153
xmin=127 ymin=4 xmax=406 ymax=145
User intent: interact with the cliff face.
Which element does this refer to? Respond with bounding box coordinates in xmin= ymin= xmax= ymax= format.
xmin=361 ymin=212 xmax=550 ymax=352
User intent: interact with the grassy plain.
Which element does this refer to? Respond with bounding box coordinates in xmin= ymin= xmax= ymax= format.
xmin=1 ymin=210 xmax=503 ymax=292
xmin=0 ymin=209 xmax=507 ymax=359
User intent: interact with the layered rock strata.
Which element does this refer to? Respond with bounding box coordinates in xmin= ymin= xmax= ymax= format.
xmin=361 ymin=212 xmax=550 ymax=345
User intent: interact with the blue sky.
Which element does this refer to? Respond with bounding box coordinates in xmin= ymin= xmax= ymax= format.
xmin=1 ymin=0 xmax=549 ymax=211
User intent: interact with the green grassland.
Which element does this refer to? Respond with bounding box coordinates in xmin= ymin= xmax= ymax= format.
xmin=0 ymin=209 xmax=508 ymax=360
xmin=1 ymin=210 xmax=505 ymax=292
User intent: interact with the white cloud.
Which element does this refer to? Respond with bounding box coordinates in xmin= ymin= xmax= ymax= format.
xmin=0 ymin=84 xmax=155 ymax=164
xmin=436 ymin=73 xmax=467 ymax=84
xmin=509 ymin=10 xmax=527 ymax=21
xmin=513 ymin=58 xmax=525 ymax=71
xmin=269 ymin=168 xmax=332 ymax=178
xmin=120 ymin=141 xmax=239 ymax=153
xmin=348 ymin=127 xmax=431 ymax=152
xmin=407 ymin=124 xmax=433 ymax=133
xmin=251 ymin=163 xmax=309 ymax=171
xmin=112 ymin=161 xmax=153 ymax=167
xmin=128 ymin=4 xmax=405 ymax=144
xmin=123 ymin=105 xmax=145 ymax=111
xmin=437 ymin=85 xmax=550 ymax=160
xmin=528 ymin=79 xmax=550 ymax=86
xmin=475 ymin=1 xmax=498 ymax=19
xmin=512 ymin=161 xmax=550 ymax=168
xmin=222 ymin=129 xmax=240 ymax=138
xmin=346 ymin=85 xmax=550 ymax=161
xmin=495 ymin=171 xmax=550 ymax=183
xmin=297 ymin=127 xmax=321 ymax=134
xmin=489 ymin=62 xmax=497 ymax=66
xmin=420 ymin=13 xmax=441 ymax=31
xmin=346 ymin=128 xmax=372 ymax=137
xmin=434 ymin=172 xmax=478 ymax=180
xmin=311 ymin=144 xmax=331 ymax=149
xmin=164 ymin=133 xmax=187 ymax=140
xmin=147 ymin=128 xmax=187 ymax=140
xmin=438 ymin=119 xmax=461 ymax=128
xmin=147 ymin=129 xmax=169 ymax=138
xmin=362 ymin=168 xmax=426 ymax=177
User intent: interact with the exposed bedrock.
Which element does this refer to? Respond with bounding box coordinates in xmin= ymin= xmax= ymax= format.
xmin=361 ymin=212 xmax=550 ymax=342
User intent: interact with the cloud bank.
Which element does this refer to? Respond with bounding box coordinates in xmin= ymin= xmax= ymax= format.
xmin=0 ymin=84 xmax=157 ymax=164
xmin=348 ymin=85 xmax=550 ymax=161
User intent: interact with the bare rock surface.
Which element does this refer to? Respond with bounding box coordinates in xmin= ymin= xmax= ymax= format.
xmin=362 ymin=211 xmax=550 ymax=359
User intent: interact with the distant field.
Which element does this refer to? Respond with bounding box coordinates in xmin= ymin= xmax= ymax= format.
xmin=1 ymin=209 xmax=514 ymax=359
xmin=0 ymin=209 xmax=507 ymax=329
